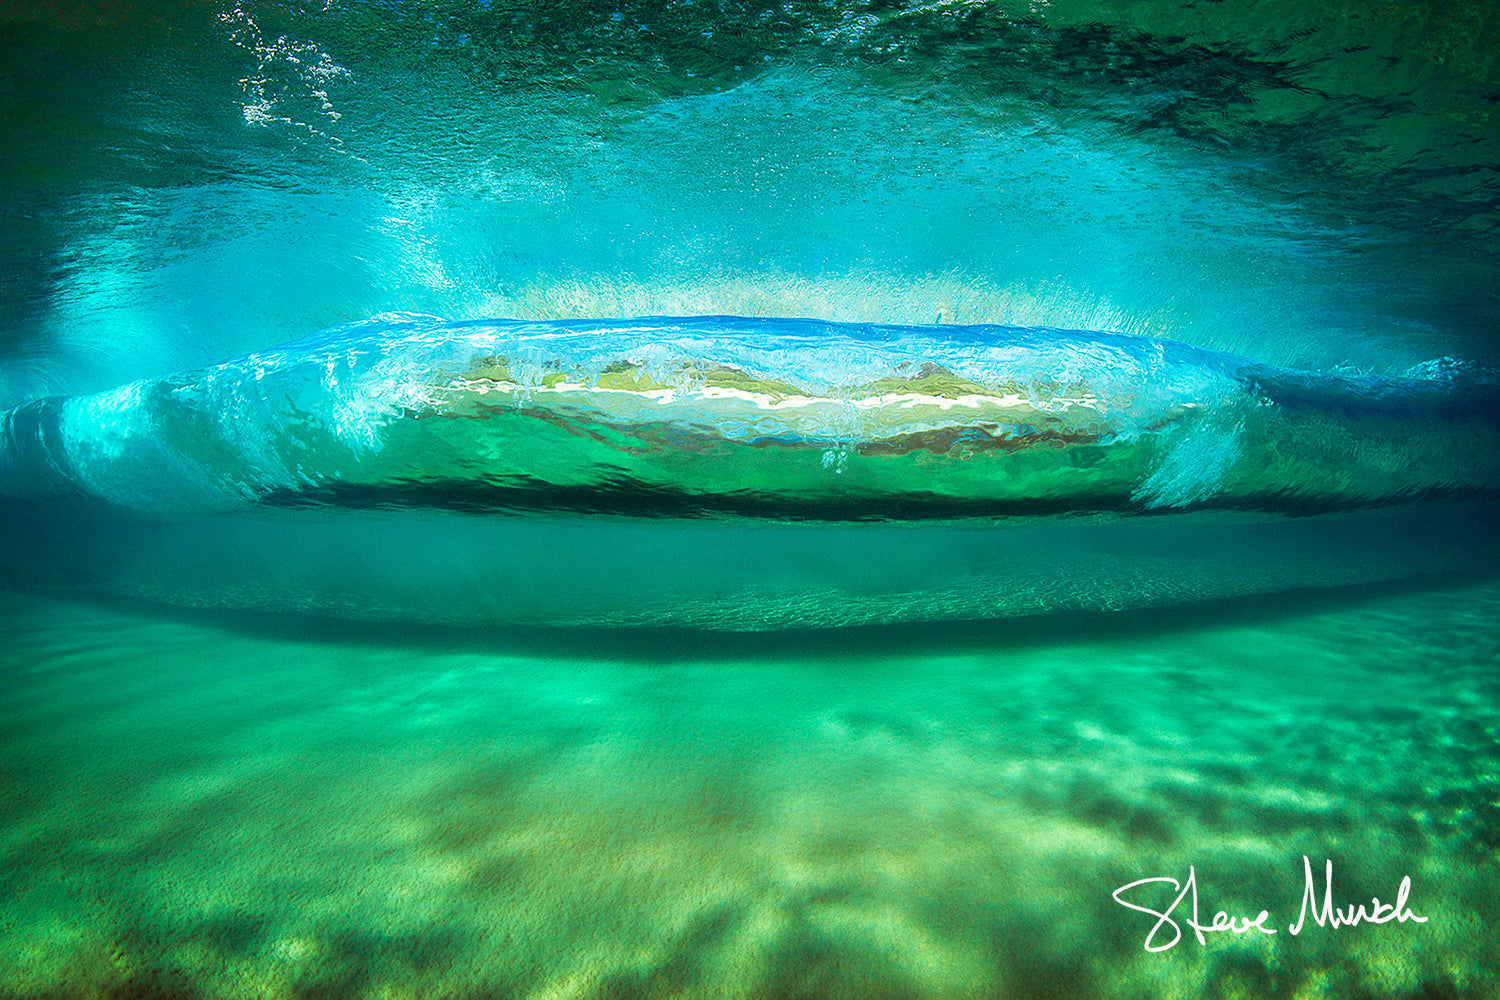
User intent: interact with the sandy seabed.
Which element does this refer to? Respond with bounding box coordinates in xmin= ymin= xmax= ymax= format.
xmin=1 ymin=579 xmax=1497 ymax=1000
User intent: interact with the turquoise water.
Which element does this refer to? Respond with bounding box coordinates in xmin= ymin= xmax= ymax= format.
xmin=3 ymin=583 xmax=1499 ymax=997
xmin=2 ymin=1 xmax=1499 ymax=997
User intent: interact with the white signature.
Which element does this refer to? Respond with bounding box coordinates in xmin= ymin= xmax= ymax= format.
xmin=1112 ymin=856 xmax=1427 ymax=952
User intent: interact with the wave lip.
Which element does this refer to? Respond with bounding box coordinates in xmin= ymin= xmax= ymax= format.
xmin=2 ymin=314 xmax=1498 ymax=519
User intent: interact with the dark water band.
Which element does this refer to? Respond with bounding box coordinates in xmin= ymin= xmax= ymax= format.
xmin=1 ymin=500 xmax=1495 ymax=630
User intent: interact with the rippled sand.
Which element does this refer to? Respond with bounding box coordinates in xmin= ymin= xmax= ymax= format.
xmin=1 ymin=578 xmax=1495 ymax=999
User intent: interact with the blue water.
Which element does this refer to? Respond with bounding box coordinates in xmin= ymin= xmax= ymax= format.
xmin=2 ymin=1 xmax=1498 ymax=997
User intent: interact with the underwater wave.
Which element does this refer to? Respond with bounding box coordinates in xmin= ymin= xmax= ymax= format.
xmin=1 ymin=314 xmax=1497 ymax=628
xmin=4 ymin=313 xmax=1500 ymax=518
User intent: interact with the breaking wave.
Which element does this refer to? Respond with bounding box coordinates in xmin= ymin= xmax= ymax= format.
xmin=5 ymin=313 xmax=1499 ymax=518
xmin=1 ymin=313 xmax=1496 ymax=628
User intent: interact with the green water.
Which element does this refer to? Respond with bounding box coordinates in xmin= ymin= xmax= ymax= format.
xmin=4 ymin=0 xmax=1500 ymax=996
xmin=2 ymin=583 xmax=1497 ymax=998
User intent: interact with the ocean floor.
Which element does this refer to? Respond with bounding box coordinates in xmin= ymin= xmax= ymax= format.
xmin=1 ymin=576 xmax=1497 ymax=999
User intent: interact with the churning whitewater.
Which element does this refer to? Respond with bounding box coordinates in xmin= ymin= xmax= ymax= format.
xmin=3 ymin=314 xmax=1498 ymax=520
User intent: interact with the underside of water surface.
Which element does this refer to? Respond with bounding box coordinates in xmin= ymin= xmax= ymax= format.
xmin=2 ymin=0 xmax=1499 ymax=998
